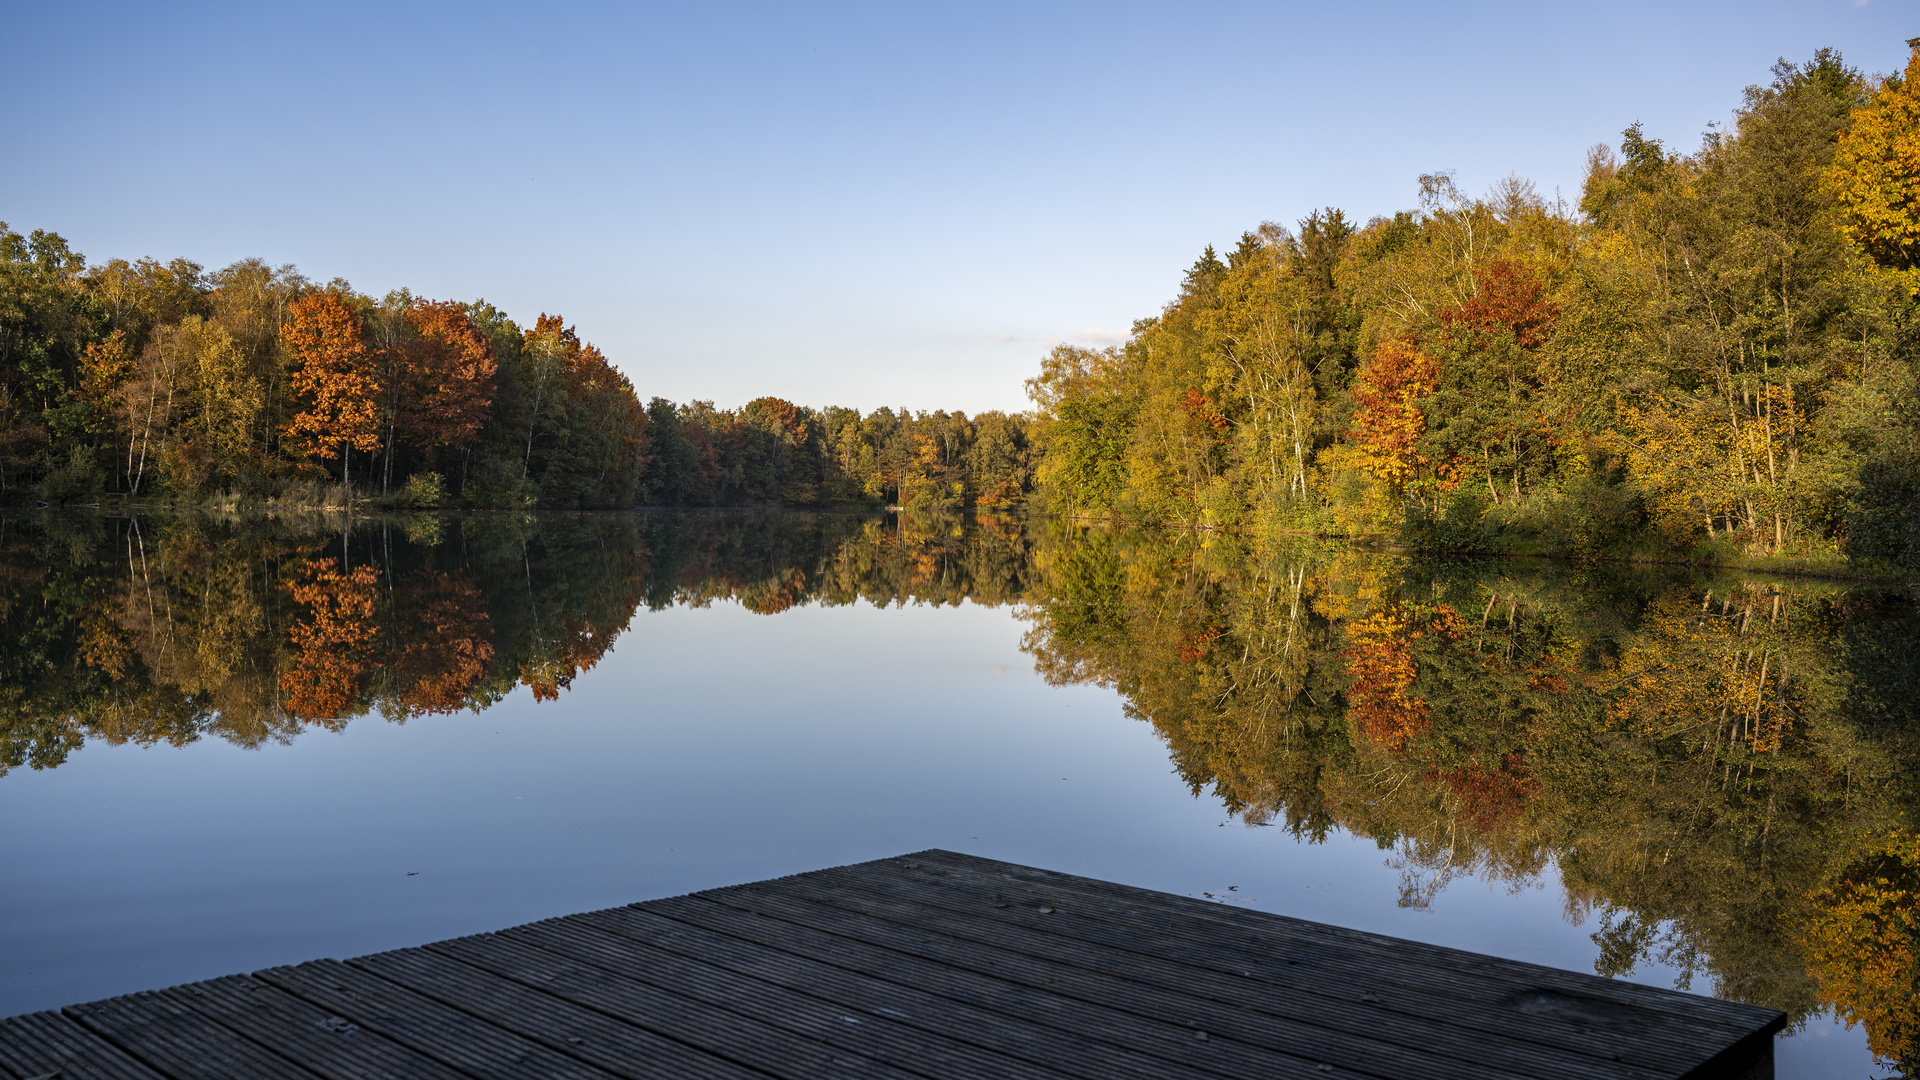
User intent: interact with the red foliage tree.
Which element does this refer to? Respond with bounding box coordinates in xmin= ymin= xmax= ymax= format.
xmin=1426 ymin=755 xmax=1539 ymax=833
xmin=1439 ymin=259 xmax=1558 ymax=347
xmin=397 ymin=301 xmax=496 ymax=453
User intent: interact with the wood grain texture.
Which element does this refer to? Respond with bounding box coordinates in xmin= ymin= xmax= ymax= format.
xmin=1 ymin=849 xmax=1785 ymax=1080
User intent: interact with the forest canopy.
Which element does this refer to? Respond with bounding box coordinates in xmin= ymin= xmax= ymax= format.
xmin=1023 ymin=44 xmax=1920 ymax=570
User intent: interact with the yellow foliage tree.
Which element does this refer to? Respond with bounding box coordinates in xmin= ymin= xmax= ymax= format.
xmin=1824 ymin=46 xmax=1920 ymax=294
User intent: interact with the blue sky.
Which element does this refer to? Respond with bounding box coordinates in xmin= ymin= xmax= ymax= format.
xmin=3 ymin=1 xmax=1911 ymax=412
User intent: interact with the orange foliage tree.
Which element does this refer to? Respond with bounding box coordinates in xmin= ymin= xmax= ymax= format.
xmin=278 ymin=558 xmax=381 ymax=725
xmin=1348 ymin=339 xmax=1439 ymax=497
xmin=77 ymin=329 xmax=135 ymax=433
xmin=1343 ymin=608 xmax=1427 ymax=750
xmin=281 ymin=291 xmax=382 ymax=499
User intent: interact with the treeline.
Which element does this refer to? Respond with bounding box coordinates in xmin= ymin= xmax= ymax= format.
xmin=1027 ymin=45 xmax=1920 ymax=568
xmin=0 ymin=247 xmax=1035 ymax=509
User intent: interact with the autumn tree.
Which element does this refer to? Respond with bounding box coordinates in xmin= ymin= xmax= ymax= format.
xmin=83 ymin=257 xmax=210 ymax=357
xmin=965 ymin=411 xmax=1033 ymax=508
xmin=398 ymin=300 xmax=497 ymax=458
xmin=1027 ymin=344 xmax=1136 ymax=515
xmin=555 ymin=335 xmax=650 ymax=507
xmin=140 ymin=316 xmax=263 ymax=493
xmin=742 ymin=396 xmax=818 ymax=503
xmin=1347 ymin=339 xmax=1439 ymax=501
xmin=516 ymin=314 xmax=574 ymax=481
xmin=1429 ymin=259 xmax=1560 ymax=502
xmin=280 ymin=290 xmax=381 ymax=501
xmin=208 ymin=259 xmax=303 ymax=463
xmin=1802 ymin=831 xmax=1920 ymax=1066
xmin=1592 ymin=53 xmax=1874 ymax=554
xmin=1824 ymin=43 xmax=1920 ymax=293
xmin=76 ymin=330 xmax=134 ymax=437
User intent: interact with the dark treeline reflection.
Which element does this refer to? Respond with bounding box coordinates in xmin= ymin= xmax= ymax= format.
xmin=3 ymin=511 xmax=1918 ymax=1063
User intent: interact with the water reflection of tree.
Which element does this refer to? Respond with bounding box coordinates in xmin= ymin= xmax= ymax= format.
xmin=0 ymin=513 xmax=646 ymax=764
xmin=384 ymin=571 xmax=494 ymax=718
xmin=0 ymin=509 xmax=1037 ymax=773
xmin=1016 ymin=523 xmax=1920 ymax=1069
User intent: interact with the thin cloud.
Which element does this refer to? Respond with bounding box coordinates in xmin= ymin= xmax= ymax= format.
xmin=992 ymin=328 xmax=1131 ymax=349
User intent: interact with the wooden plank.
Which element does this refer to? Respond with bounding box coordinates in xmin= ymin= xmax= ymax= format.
xmin=430 ymin=927 xmax=927 ymax=1080
xmin=0 ymin=1011 xmax=165 ymax=1080
xmin=162 ymin=975 xmax=468 ymax=1080
xmin=346 ymin=946 xmax=765 ymax=1080
xmin=758 ymin=856 xmax=1707 ymax=1078
xmin=912 ymin=849 xmax=1780 ymax=1037
xmin=64 ymin=984 xmax=323 ymax=1080
xmin=645 ymin=893 xmax=1387 ymax=1080
xmin=892 ymin=851 xmax=1786 ymax=1058
xmin=856 ymin=853 xmax=1781 ymax=1053
xmin=502 ymin=916 xmax=1076 ymax=1080
xmin=576 ymin=905 xmax=1204 ymax=1080
xmin=256 ymin=958 xmax=616 ymax=1080
xmin=711 ymin=876 xmax=1639 ymax=1080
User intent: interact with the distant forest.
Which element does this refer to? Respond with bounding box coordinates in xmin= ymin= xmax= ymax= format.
xmin=0 ymin=246 xmax=1034 ymax=511
xmin=9 ymin=44 xmax=1920 ymax=568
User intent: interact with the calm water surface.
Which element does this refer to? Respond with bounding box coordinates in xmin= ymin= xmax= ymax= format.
xmin=0 ymin=511 xmax=1912 ymax=1077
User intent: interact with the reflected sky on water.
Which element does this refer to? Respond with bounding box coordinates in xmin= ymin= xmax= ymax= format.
xmin=0 ymin=510 xmax=1906 ymax=1077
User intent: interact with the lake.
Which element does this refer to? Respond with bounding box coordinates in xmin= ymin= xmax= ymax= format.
xmin=0 ymin=509 xmax=1912 ymax=1077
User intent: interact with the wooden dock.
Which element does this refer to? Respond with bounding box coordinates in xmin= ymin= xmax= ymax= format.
xmin=1 ymin=850 xmax=1784 ymax=1080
